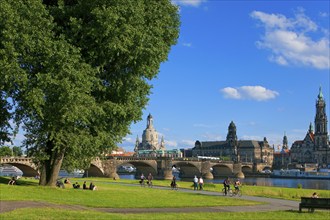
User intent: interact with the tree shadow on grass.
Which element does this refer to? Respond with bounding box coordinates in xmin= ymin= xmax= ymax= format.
xmin=0 ymin=176 xmax=39 ymax=186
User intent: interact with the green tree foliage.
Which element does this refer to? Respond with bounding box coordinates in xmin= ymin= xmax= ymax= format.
xmin=0 ymin=0 xmax=179 ymax=186
xmin=0 ymin=146 xmax=12 ymax=157
xmin=12 ymin=146 xmax=23 ymax=156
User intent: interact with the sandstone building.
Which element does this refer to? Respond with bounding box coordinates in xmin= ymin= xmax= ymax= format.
xmin=134 ymin=114 xmax=181 ymax=157
xmin=191 ymin=121 xmax=274 ymax=165
xmin=290 ymin=87 xmax=330 ymax=167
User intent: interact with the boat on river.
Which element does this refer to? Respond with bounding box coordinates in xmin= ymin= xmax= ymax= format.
xmin=271 ymin=169 xmax=330 ymax=179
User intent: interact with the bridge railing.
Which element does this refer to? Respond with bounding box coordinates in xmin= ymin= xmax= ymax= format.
xmin=0 ymin=156 xmax=34 ymax=163
xmin=107 ymin=156 xmax=235 ymax=163
xmin=107 ymin=156 xmax=160 ymax=161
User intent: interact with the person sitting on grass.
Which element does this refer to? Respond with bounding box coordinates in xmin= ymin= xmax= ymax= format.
xmin=8 ymin=177 xmax=16 ymax=185
xmin=64 ymin=178 xmax=71 ymax=184
xmin=73 ymin=182 xmax=80 ymax=189
xmin=89 ymin=182 xmax=97 ymax=190
xmin=83 ymin=181 xmax=88 ymax=190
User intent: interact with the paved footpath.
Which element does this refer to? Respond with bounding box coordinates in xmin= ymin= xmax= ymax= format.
xmin=0 ymin=182 xmax=300 ymax=214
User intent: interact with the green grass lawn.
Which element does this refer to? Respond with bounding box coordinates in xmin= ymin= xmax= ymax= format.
xmin=0 ymin=177 xmax=259 ymax=208
xmin=1 ymin=207 xmax=329 ymax=220
xmin=1 ymin=177 xmax=329 ymax=220
xmin=88 ymin=177 xmax=330 ymax=200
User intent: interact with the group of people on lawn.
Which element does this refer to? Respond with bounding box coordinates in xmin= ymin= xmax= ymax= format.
xmin=64 ymin=178 xmax=97 ymax=190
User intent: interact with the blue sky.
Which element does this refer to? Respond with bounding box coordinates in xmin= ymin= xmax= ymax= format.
xmin=9 ymin=0 xmax=330 ymax=153
xmin=122 ymin=0 xmax=330 ymax=152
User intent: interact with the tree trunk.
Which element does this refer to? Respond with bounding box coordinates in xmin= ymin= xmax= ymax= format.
xmin=39 ymin=140 xmax=66 ymax=186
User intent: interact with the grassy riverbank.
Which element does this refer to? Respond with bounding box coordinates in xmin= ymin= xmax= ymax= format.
xmin=110 ymin=178 xmax=330 ymax=200
xmin=1 ymin=177 xmax=329 ymax=220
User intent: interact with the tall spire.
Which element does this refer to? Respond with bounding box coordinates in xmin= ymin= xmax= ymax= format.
xmin=147 ymin=113 xmax=154 ymax=128
xmin=308 ymin=122 xmax=314 ymax=133
xmin=134 ymin=136 xmax=140 ymax=152
xmin=318 ymin=85 xmax=323 ymax=100
xmin=282 ymin=132 xmax=288 ymax=149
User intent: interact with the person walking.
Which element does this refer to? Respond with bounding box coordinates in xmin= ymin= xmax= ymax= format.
xmin=223 ymin=177 xmax=230 ymax=195
xmin=147 ymin=173 xmax=153 ymax=187
xmin=193 ymin=175 xmax=198 ymax=190
xmin=171 ymin=176 xmax=177 ymax=190
xmin=140 ymin=173 xmax=145 ymax=186
xmin=199 ymin=177 xmax=204 ymax=190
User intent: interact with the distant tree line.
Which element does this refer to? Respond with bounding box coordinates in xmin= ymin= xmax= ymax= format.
xmin=0 ymin=146 xmax=23 ymax=157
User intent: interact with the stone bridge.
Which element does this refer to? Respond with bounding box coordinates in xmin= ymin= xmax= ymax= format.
xmin=88 ymin=157 xmax=272 ymax=180
xmin=0 ymin=156 xmax=272 ymax=180
xmin=0 ymin=157 xmax=39 ymax=177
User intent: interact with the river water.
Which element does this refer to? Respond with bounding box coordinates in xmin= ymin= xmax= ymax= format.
xmin=119 ymin=174 xmax=330 ymax=190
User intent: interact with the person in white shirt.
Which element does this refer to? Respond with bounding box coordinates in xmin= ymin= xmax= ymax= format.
xmin=199 ymin=177 xmax=204 ymax=190
xmin=193 ymin=175 xmax=198 ymax=190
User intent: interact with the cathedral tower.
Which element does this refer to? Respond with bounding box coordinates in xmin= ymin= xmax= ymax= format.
xmin=226 ymin=121 xmax=238 ymax=161
xmin=314 ymin=86 xmax=328 ymax=149
xmin=282 ymin=132 xmax=288 ymax=150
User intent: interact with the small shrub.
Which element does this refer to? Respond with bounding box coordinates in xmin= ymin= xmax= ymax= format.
xmin=297 ymin=184 xmax=303 ymax=189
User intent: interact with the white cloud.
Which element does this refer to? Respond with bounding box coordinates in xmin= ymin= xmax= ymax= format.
xmin=193 ymin=123 xmax=219 ymax=128
xmin=202 ymin=133 xmax=222 ymax=141
xmin=183 ymin=42 xmax=192 ymax=47
xmin=123 ymin=137 xmax=135 ymax=144
xmin=251 ymin=9 xmax=330 ymax=69
xmin=166 ymin=140 xmax=178 ymax=147
xmin=180 ymin=139 xmax=196 ymax=147
xmin=221 ymin=86 xmax=279 ymax=101
xmin=172 ymin=0 xmax=206 ymax=7
xmin=319 ymin=12 xmax=329 ymax=18
xmin=240 ymin=135 xmax=263 ymax=141
xmin=221 ymin=87 xmax=242 ymax=99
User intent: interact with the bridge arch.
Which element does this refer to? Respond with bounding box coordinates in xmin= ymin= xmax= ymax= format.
xmin=117 ymin=160 xmax=157 ymax=179
xmin=262 ymin=166 xmax=272 ymax=171
xmin=85 ymin=164 xmax=105 ymax=177
xmin=212 ymin=164 xmax=233 ymax=177
xmin=172 ymin=161 xmax=200 ymax=178
xmin=0 ymin=157 xmax=39 ymax=177
xmin=1 ymin=163 xmax=38 ymax=177
xmin=242 ymin=165 xmax=253 ymax=174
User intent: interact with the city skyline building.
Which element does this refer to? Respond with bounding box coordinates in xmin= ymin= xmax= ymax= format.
xmin=191 ymin=121 xmax=274 ymax=165
xmin=134 ymin=114 xmax=166 ymax=152
xmin=134 ymin=114 xmax=181 ymax=158
xmin=290 ymin=87 xmax=330 ymax=167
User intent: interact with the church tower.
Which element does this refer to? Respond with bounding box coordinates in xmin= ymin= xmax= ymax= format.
xmin=282 ymin=132 xmax=288 ymax=150
xmin=314 ymin=86 xmax=328 ymax=149
xmin=141 ymin=113 xmax=160 ymax=150
xmin=226 ymin=121 xmax=238 ymax=146
xmin=226 ymin=121 xmax=238 ymax=161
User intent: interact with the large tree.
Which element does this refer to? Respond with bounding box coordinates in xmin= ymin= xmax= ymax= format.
xmin=0 ymin=93 xmax=12 ymax=145
xmin=0 ymin=0 xmax=180 ymax=186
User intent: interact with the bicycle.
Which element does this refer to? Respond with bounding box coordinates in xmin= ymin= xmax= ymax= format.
xmin=222 ymin=187 xmax=233 ymax=196
xmin=147 ymin=180 xmax=153 ymax=188
xmin=231 ymin=188 xmax=242 ymax=197
xmin=171 ymin=181 xmax=178 ymax=190
xmin=139 ymin=179 xmax=146 ymax=187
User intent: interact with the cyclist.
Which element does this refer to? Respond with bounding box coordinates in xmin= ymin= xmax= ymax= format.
xmin=234 ymin=179 xmax=241 ymax=194
xmin=223 ymin=177 xmax=230 ymax=195
xmin=147 ymin=173 xmax=153 ymax=187
xmin=140 ymin=173 xmax=145 ymax=186
xmin=171 ymin=176 xmax=177 ymax=190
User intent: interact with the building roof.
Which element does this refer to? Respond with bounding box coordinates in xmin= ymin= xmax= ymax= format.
xmin=194 ymin=139 xmax=268 ymax=149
